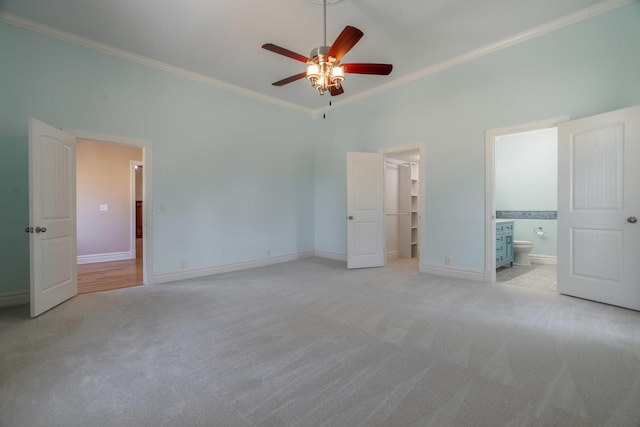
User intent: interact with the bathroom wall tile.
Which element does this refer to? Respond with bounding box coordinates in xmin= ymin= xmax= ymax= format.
xmin=496 ymin=210 xmax=557 ymax=220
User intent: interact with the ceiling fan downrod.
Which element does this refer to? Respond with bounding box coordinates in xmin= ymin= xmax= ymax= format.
xmin=306 ymin=0 xmax=344 ymax=95
xmin=323 ymin=0 xmax=327 ymax=48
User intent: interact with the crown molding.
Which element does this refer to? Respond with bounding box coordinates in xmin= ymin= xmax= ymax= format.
xmin=317 ymin=0 xmax=635 ymax=114
xmin=2 ymin=0 xmax=633 ymax=116
xmin=0 ymin=12 xmax=314 ymax=116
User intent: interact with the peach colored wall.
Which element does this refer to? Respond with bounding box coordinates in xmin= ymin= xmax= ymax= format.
xmin=77 ymin=140 xmax=142 ymax=256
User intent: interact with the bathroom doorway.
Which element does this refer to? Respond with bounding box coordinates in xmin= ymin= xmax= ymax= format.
xmin=485 ymin=118 xmax=565 ymax=291
xmin=383 ymin=145 xmax=422 ymax=272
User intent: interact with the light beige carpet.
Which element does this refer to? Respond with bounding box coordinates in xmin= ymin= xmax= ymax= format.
xmin=1 ymin=258 xmax=639 ymax=426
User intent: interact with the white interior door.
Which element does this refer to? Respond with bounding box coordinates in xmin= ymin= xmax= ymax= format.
xmin=347 ymin=152 xmax=385 ymax=269
xmin=29 ymin=118 xmax=77 ymax=317
xmin=558 ymin=105 xmax=640 ymax=311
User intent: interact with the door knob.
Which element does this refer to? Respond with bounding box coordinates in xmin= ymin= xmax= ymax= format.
xmin=25 ymin=227 xmax=33 ymax=233
xmin=628 ymin=216 xmax=638 ymax=224
xmin=348 ymin=216 xmax=354 ymax=220
xmin=35 ymin=226 xmax=47 ymax=233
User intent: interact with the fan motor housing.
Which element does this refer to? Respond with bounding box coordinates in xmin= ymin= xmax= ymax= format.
xmin=309 ymin=46 xmax=332 ymax=61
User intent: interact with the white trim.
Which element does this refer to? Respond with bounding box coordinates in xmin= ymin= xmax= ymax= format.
xmin=529 ymin=254 xmax=558 ymax=265
xmin=0 ymin=292 xmax=30 ymax=308
xmin=67 ymin=129 xmax=155 ymax=285
xmin=386 ymin=251 xmax=400 ymax=258
xmin=0 ymin=12 xmax=312 ymax=116
xmin=77 ymin=251 xmax=132 ymax=265
xmin=485 ymin=116 xmax=568 ymax=283
xmin=67 ymin=130 xmax=150 ymax=148
xmin=154 ymin=252 xmax=315 ymax=284
xmin=130 ymin=160 xmax=143 ymax=260
xmin=1 ymin=0 xmax=631 ymax=116
xmin=313 ymin=0 xmax=634 ymax=114
xmin=314 ymin=251 xmax=348 ymax=262
xmin=422 ymin=264 xmax=486 ymax=282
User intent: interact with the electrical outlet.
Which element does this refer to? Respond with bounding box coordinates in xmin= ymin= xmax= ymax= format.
xmin=156 ymin=205 xmax=167 ymax=214
xmin=99 ymin=204 xmax=109 ymax=212
xmin=445 ymin=256 xmax=452 ymax=265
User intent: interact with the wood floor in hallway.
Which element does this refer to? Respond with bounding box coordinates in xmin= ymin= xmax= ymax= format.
xmin=77 ymin=238 xmax=143 ymax=294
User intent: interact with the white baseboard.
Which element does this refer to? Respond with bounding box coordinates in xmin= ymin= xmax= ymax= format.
xmin=0 ymin=292 xmax=29 ymax=308
xmin=154 ymin=251 xmax=315 ymax=284
xmin=421 ymin=264 xmax=486 ymax=282
xmin=529 ymin=254 xmax=558 ymax=265
xmin=314 ymin=251 xmax=348 ymax=262
xmin=386 ymin=251 xmax=400 ymax=258
xmin=77 ymin=251 xmax=133 ymax=265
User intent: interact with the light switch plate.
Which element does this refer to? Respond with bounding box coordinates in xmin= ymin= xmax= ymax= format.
xmin=99 ymin=204 xmax=109 ymax=211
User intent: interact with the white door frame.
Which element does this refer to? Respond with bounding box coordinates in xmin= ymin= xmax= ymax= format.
xmin=130 ymin=160 xmax=143 ymax=259
xmin=484 ymin=117 xmax=568 ymax=282
xmin=381 ymin=143 xmax=424 ymax=272
xmin=67 ymin=129 xmax=154 ymax=285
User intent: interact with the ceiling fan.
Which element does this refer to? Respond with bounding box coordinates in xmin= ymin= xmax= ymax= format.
xmin=261 ymin=0 xmax=392 ymax=96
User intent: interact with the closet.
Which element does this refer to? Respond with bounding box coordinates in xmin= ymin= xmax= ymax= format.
xmin=399 ymin=162 xmax=419 ymax=258
xmin=385 ymin=159 xmax=419 ymax=259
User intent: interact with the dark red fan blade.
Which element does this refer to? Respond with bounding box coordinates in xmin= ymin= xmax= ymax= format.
xmin=342 ymin=63 xmax=393 ymax=75
xmin=327 ymin=26 xmax=363 ymax=61
xmin=329 ymin=86 xmax=344 ymax=96
xmin=272 ymin=72 xmax=307 ymax=86
xmin=262 ymin=43 xmax=310 ymax=63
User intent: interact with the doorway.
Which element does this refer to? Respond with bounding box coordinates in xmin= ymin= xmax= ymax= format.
xmin=383 ymin=145 xmax=422 ymax=272
xmin=485 ymin=117 xmax=567 ymax=284
xmin=71 ymin=131 xmax=152 ymax=293
xmin=494 ymin=128 xmax=558 ymax=292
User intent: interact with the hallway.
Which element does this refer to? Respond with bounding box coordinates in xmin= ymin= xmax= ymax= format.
xmin=77 ymin=238 xmax=143 ymax=294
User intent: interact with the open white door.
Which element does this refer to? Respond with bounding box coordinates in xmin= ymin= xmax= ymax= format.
xmin=347 ymin=152 xmax=384 ymax=269
xmin=29 ymin=118 xmax=77 ymax=317
xmin=558 ymin=105 xmax=640 ymax=311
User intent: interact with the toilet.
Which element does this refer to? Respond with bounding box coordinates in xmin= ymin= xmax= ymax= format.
xmin=513 ymin=241 xmax=534 ymax=266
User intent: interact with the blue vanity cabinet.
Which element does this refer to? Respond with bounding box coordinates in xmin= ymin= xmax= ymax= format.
xmin=496 ymin=221 xmax=514 ymax=268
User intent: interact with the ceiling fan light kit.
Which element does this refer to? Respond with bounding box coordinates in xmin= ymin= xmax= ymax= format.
xmin=305 ymin=47 xmax=345 ymax=96
xmin=262 ymin=0 xmax=392 ymax=97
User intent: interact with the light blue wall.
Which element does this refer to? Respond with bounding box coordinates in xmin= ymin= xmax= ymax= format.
xmin=314 ymin=3 xmax=640 ymax=272
xmin=496 ymin=128 xmax=557 ymax=256
xmin=0 ymin=23 xmax=316 ymax=296
xmin=2 ymin=3 xmax=640 ymax=296
xmin=496 ymin=128 xmax=557 ymax=211
xmin=511 ymin=219 xmax=557 ymax=257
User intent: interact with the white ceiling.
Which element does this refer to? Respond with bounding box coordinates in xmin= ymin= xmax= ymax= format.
xmin=0 ymin=0 xmax=622 ymax=111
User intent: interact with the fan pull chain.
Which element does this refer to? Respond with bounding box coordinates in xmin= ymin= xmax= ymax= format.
xmin=323 ymin=99 xmax=333 ymax=119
